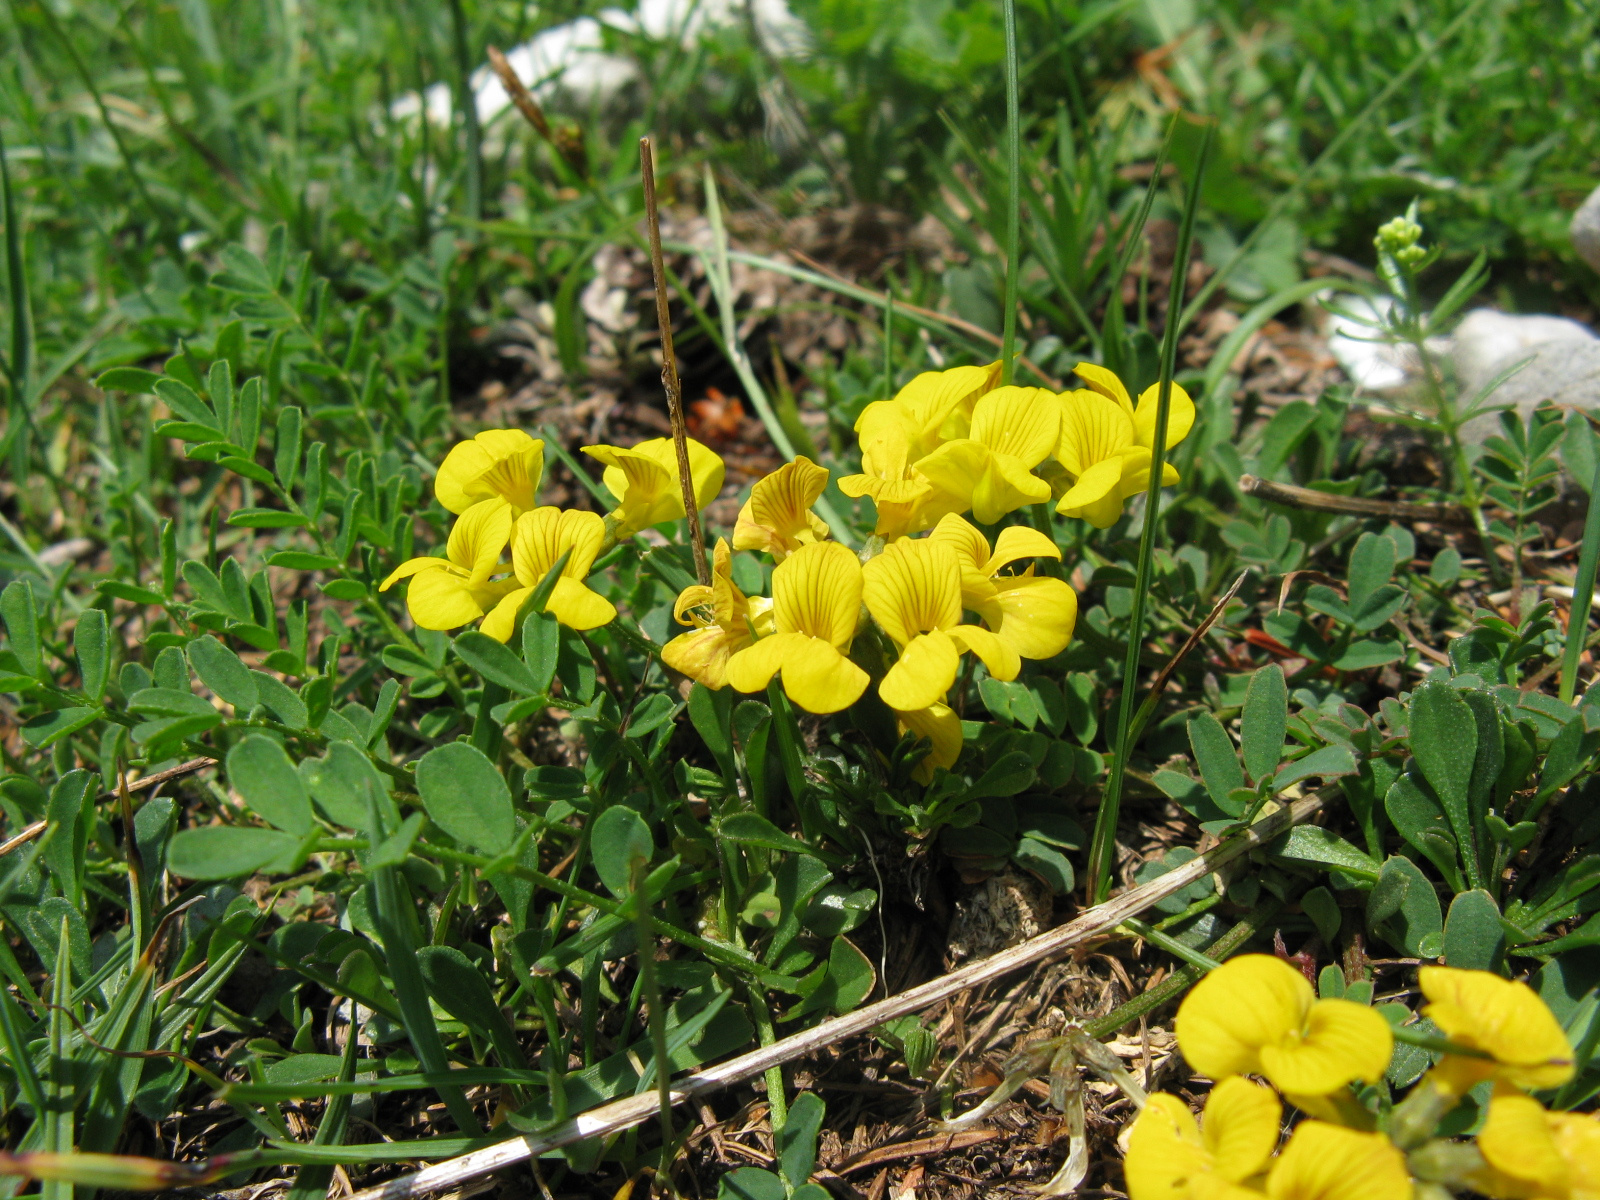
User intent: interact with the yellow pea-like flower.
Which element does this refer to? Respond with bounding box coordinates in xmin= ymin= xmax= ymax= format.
xmin=1053 ymin=362 xmax=1195 ymax=528
xmin=379 ymin=500 xmax=519 ymax=631
xmin=1417 ymin=965 xmax=1575 ymax=1095
xmin=724 ymin=541 xmax=869 ymax=714
xmin=1175 ymin=955 xmax=1392 ymax=1097
xmin=838 ymin=426 xmax=961 ymax=539
xmin=662 ymin=539 xmax=774 ymax=689
xmin=914 ymin=385 xmax=1060 ymax=525
xmin=929 ymin=514 xmax=1078 ymax=661
xmin=582 ymin=436 xmax=725 ymax=538
xmin=895 ymin=700 xmax=963 ymax=783
xmin=853 ymin=360 xmax=1002 ymax=459
xmin=1125 ymin=1077 xmax=1281 ymax=1200
xmin=478 ymin=507 xmax=616 ymax=641
xmin=862 ymin=537 xmax=1020 ymax=712
xmin=1470 ymin=1087 xmax=1600 ymax=1200
xmin=1264 ymin=1121 xmax=1412 ymax=1200
xmin=732 ymin=456 xmax=831 ymax=561
xmin=435 ymin=429 xmax=545 ymax=519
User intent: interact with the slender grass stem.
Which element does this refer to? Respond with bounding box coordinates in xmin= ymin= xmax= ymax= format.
xmin=1560 ymin=456 xmax=1600 ymax=703
xmin=999 ymin=0 xmax=1022 ymax=386
xmin=1086 ymin=118 xmax=1213 ymax=905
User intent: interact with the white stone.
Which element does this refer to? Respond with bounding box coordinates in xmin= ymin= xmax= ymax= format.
xmin=1324 ymin=294 xmax=1414 ymax=391
xmin=1573 ymin=184 xmax=1600 ymax=274
xmin=1451 ymin=308 xmax=1597 ymax=398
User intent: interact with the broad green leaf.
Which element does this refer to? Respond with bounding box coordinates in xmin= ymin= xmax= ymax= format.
xmin=801 ymin=884 xmax=877 ymax=937
xmin=453 ymin=630 xmax=542 ymax=695
xmin=591 ymin=805 xmax=655 ymax=898
xmin=1272 ymin=825 xmax=1380 ymax=879
xmin=266 ymin=551 xmax=341 ymax=571
xmin=1 ymin=579 xmax=41 ymax=677
xmin=521 ymin=610 xmax=561 ymax=696
xmin=1187 ymin=711 xmax=1244 ymax=814
xmin=1347 ymin=531 xmax=1396 ymax=610
xmin=1443 ymin=890 xmax=1505 ymax=972
xmin=74 ymin=608 xmax=109 ymax=700
xmin=187 ymin=635 xmax=258 ymax=711
xmin=300 ymin=742 xmax=389 ymax=832
xmin=153 ymin=377 xmax=216 ymax=427
xmin=626 ymin=692 xmax=679 ymax=739
xmin=98 ymin=580 xmax=165 ymax=606
xmin=1409 ymin=680 xmax=1480 ymax=886
xmin=789 ymin=937 xmax=875 ymax=1019
xmin=1384 ymin=773 xmax=1462 ymax=891
xmin=415 ymin=742 xmax=514 ymax=854
xmin=23 ymin=705 xmax=103 ymax=748
xmin=263 ymin=1055 xmax=346 ymax=1086
xmin=1014 ymin=837 xmax=1075 ymax=893
xmin=167 ymin=826 xmax=299 ymax=880
xmin=416 ymin=945 xmax=524 ymax=1067
xmin=1301 ymin=886 xmax=1342 ymax=946
xmin=1367 ymin=855 xmax=1444 ymax=958
xmin=227 ymin=735 xmax=312 ymax=836
xmin=252 ymin=671 xmax=308 ymax=729
xmin=718 ymin=812 xmax=809 ymax=855
xmin=127 ymin=687 xmax=215 ymax=718
xmin=94 ymin=366 xmax=163 ymax=393
xmin=1271 ymin=744 xmax=1358 ymax=791
xmin=688 ymin=682 xmax=735 ymax=777
xmin=718 ymin=1169 xmax=786 ymax=1200
xmin=1240 ymin=664 xmax=1287 ymax=783
xmin=228 ymin=508 xmax=309 ymax=529
xmin=779 ymin=1090 xmax=825 ymax=1189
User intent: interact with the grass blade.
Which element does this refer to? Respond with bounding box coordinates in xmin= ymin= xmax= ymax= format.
xmin=1560 ymin=453 xmax=1600 ymax=703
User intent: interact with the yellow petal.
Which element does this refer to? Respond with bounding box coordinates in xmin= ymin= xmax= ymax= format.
xmin=948 ymin=623 xmax=1021 ymax=682
xmin=1073 ymin=361 xmax=1134 ymax=413
xmin=673 ymin=583 xmax=717 ymax=627
xmin=1551 ymin=1111 xmax=1600 ymax=1197
xmin=1125 ymin=1093 xmax=1206 ymax=1200
xmin=1258 ymin=998 xmax=1393 ymax=1096
xmin=663 ymin=625 xmax=742 ymax=689
xmin=732 ymin=456 xmax=831 ymax=560
xmin=987 ymin=525 xmax=1062 ymax=574
xmin=879 ymin=631 xmax=962 ymax=711
xmin=1176 ymin=955 xmax=1313 ymax=1081
xmin=912 ymin=439 xmax=987 ymax=520
xmin=780 ymin=638 xmax=870 ymax=714
xmin=1419 ymin=966 xmax=1575 ymax=1091
xmin=1265 ymin=1122 xmax=1412 ymax=1200
xmin=1116 ymin=447 xmax=1183 ymax=499
xmin=1203 ymin=1076 xmax=1281 ymax=1184
xmin=726 ymin=631 xmax=807 ymax=695
xmin=1134 ymin=381 xmax=1197 ymax=451
xmin=545 ymin=576 xmax=617 ymax=631
xmin=511 ymin=507 xmax=607 ymax=587
xmin=435 ymin=429 xmax=544 ymax=515
xmin=1477 ymin=1090 xmax=1569 ymax=1197
xmin=406 ymin=567 xmax=493 ymax=631
xmin=861 ymin=538 xmax=963 ymax=648
xmin=380 ymin=556 xmax=454 ymax=591
xmin=971 ymin=452 xmax=1052 ymax=524
xmin=478 ymin=586 xmax=532 ymax=643
xmin=896 ymin=701 xmax=963 ymax=781
xmin=584 ymin=437 xmax=725 ymax=534
xmin=772 ymin=540 xmax=863 ymax=648
xmin=446 ymin=497 xmax=515 ymax=583
xmin=984 ymin=575 xmax=1078 ymax=660
xmin=1057 ymin=389 xmax=1136 ymax=476
xmin=1056 ymin=456 xmax=1127 ymax=513
xmin=1060 ymin=487 xmax=1128 ymax=529
xmin=928 ymin=513 xmax=993 ymax=574
xmin=970 ymin=386 xmax=1060 ymax=466
xmin=858 ymin=362 xmax=1001 ymax=458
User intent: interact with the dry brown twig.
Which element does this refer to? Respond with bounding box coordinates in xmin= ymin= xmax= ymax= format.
xmin=345 ymin=793 xmax=1327 ymax=1200
xmin=1239 ymin=474 xmax=1472 ymax=526
xmin=0 ymin=756 xmax=217 ymax=857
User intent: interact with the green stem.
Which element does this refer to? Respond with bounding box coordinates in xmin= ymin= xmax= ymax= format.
xmin=1559 ymin=455 xmax=1600 ymax=703
xmin=1120 ymin=917 xmax=1222 ymax=972
xmin=999 ymin=0 xmax=1021 ymax=386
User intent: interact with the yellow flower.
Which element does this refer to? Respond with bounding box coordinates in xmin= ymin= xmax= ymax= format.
xmin=725 ymin=541 xmax=869 ymax=714
xmin=479 ymin=507 xmax=616 ymax=641
xmin=862 ymin=537 xmax=1021 ymax=711
xmin=1471 ymin=1088 xmax=1600 ymax=1200
xmin=914 ymin=386 xmax=1060 ymax=524
xmin=1175 ymin=955 xmax=1393 ymax=1096
xmin=1125 ymin=1077 xmax=1282 ymax=1200
xmin=732 ymin=456 xmax=831 ymax=561
xmin=896 ymin=700 xmax=963 ymax=784
xmin=380 ymin=499 xmax=519 ymax=631
xmin=1264 ymin=1121 xmax=1412 ymax=1200
xmin=1053 ymin=388 xmax=1181 ymax=529
xmin=435 ymin=429 xmax=545 ymax=518
xmin=853 ymin=361 xmax=1002 ymax=458
xmin=662 ymin=539 xmax=774 ymax=689
xmin=838 ymin=426 xmax=961 ymax=539
xmin=1073 ymin=361 xmax=1197 ymax=448
xmin=582 ymin=437 xmax=725 ymax=537
xmin=928 ymin=514 xmax=1078 ymax=660
xmin=1417 ymin=966 xmax=1575 ymax=1095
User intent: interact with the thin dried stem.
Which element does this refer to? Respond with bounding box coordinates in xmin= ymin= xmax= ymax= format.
xmin=640 ymin=137 xmax=710 ymax=587
xmin=485 ymin=47 xmax=553 ymax=142
xmin=1240 ymin=474 xmax=1471 ymax=525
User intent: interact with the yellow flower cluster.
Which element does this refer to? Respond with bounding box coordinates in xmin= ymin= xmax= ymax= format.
xmin=380 ymin=428 xmax=724 ymax=641
xmin=1125 ymin=956 xmax=1595 ymax=1200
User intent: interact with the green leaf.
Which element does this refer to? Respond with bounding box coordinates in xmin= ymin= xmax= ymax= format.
xmin=1271 ymin=825 xmax=1380 ymax=879
xmin=1331 ymin=639 xmax=1404 ymax=671
xmin=127 ymin=687 xmax=215 ymax=717
xmin=1 ymin=579 xmax=41 ymax=678
xmin=626 ymin=692 xmax=679 ymax=739
xmin=590 ymin=805 xmax=655 ymax=899
xmin=369 ymin=811 xmax=425 ymax=868
xmin=1409 ymin=680 xmax=1480 ymax=887
xmin=688 ymin=682 xmax=736 ymax=778
xmin=267 ymin=551 xmax=342 ymax=571
xmin=263 ymin=1055 xmax=347 ymax=1086
xmin=320 ymin=579 xmax=367 ymax=601
xmin=718 ymin=812 xmax=810 ymax=855
xmin=1367 ymin=855 xmax=1444 ymax=958
xmin=1014 ymin=837 xmax=1075 ymax=893
xmin=779 ymin=1090 xmax=825 ymax=1189
xmin=227 ymin=508 xmax=309 ymax=529
xmin=167 ymin=826 xmax=299 ymax=880
xmin=1301 ymin=886 xmax=1342 ymax=946
xmin=220 ymin=456 xmax=276 ymax=485
xmin=801 ymin=885 xmax=877 ymax=937
xmin=1271 ymin=744 xmax=1358 ymax=791
xmin=252 ymin=671 xmax=308 ymax=729
xmin=94 ymin=366 xmax=163 ymax=393
xmin=453 ymin=630 xmax=543 ymax=695
xmin=299 ymin=742 xmax=389 ymax=832
xmin=790 ymin=936 xmax=876 ymax=1019
xmin=74 ymin=608 xmax=109 ymax=699
xmin=22 ymin=705 xmax=103 ymax=748
xmin=416 ymin=946 xmax=524 ymax=1067
xmin=1443 ymin=890 xmax=1506 ymax=973
xmin=227 ymin=735 xmax=313 ymax=836
xmin=181 ymin=561 xmax=233 ymax=614
xmin=967 ymin=751 xmax=1035 ymax=799
xmin=98 ymin=579 xmax=165 ymax=606
xmin=1187 ymin=711 xmax=1245 ymax=815
xmin=153 ymin=377 xmax=217 ymax=426
xmin=415 ymin=742 xmax=514 ymax=854
xmin=1384 ymin=773 xmax=1462 ymax=891
xmin=1347 ymin=531 xmax=1396 ymax=611
xmin=521 ymin=610 xmax=561 ymax=696
xmin=718 ymin=1169 xmax=786 ymax=1200
xmin=1240 ymin=664 xmax=1287 ymax=783
xmin=187 ymin=635 xmax=258 ymax=711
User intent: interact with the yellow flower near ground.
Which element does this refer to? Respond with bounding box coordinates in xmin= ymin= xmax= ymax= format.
xmin=379 ymin=499 xmax=519 ymax=631
xmin=862 ymin=538 xmax=1021 ymax=711
xmin=914 ymin=386 xmax=1060 ymax=524
xmin=1264 ymin=1121 xmax=1412 ymax=1200
xmin=725 ymin=541 xmax=869 ymax=714
xmin=853 ymin=361 xmax=1002 ymax=458
xmin=928 ymin=514 xmax=1078 ymax=660
xmin=1471 ymin=1088 xmax=1600 ymax=1200
xmin=582 ymin=436 xmax=725 ymax=537
xmin=662 ymin=539 xmax=774 ymax=689
xmin=1125 ymin=1077 xmax=1281 ymax=1200
xmin=1417 ymin=966 xmax=1575 ymax=1095
xmin=837 ymin=426 xmax=960 ymax=539
xmin=732 ymin=456 xmax=831 ymax=560
xmin=478 ymin=507 xmax=616 ymax=641
xmin=1053 ymin=362 xmax=1195 ymax=528
xmin=1074 ymin=361 xmax=1197 ymax=449
xmin=893 ymin=700 xmax=963 ymax=782
xmin=434 ymin=429 xmax=545 ymax=519
xmin=1175 ymin=955 xmax=1392 ymax=1096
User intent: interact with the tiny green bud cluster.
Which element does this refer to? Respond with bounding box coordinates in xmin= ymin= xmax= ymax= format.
xmin=1376 ymin=213 xmax=1427 ymax=266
